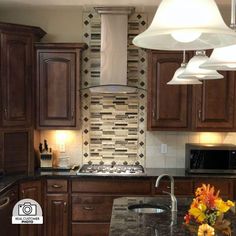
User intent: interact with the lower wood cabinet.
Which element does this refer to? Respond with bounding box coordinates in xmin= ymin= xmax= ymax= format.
xmin=46 ymin=194 xmax=68 ymax=236
xmin=0 ymin=176 xmax=235 ymax=236
xmin=0 ymin=185 xmax=19 ymax=236
xmin=194 ymin=179 xmax=234 ymax=200
xmin=72 ymin=223 xmax=110 ymax=236
xmin=154 ymin=178 xmax=194 ymax=196
xmin=72 ymin=196 xmax=115 ymax=222
xmin=19 ymin=180 xmax=43 ymax=236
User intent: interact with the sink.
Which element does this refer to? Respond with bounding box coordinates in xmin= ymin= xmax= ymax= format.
xmin=128 ymin=203 xmax=168 ymax=214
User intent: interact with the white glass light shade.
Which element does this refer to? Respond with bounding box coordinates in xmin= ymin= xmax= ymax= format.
xmin=167 ymin=64 xmax=202 ymax=85
xmin=200 ymin=45 xmax=236 ymax=70
xmin=133 ymin=0 xmax=236 ymax=51
xmin=179 ymin=51 xmax=224 ymax=80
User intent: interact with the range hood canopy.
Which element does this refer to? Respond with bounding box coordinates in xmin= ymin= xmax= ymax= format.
xmin=89 ymin=7 xmax=139 ymax=94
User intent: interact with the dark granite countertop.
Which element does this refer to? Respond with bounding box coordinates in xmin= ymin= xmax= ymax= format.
xmin=109 ymin=197 xmax=236 ymax=236
xmin=0 ymin=168 xmax=236 ymax=194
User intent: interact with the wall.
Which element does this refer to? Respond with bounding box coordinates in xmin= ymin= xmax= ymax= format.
xmin=0 ymin=6 xmax=235 ymax=168
xmin=0 ymin=7 xmax=84 ymax=42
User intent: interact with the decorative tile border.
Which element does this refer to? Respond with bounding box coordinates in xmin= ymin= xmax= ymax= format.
xmin=81 ymin=10 xmax=147 ymax=166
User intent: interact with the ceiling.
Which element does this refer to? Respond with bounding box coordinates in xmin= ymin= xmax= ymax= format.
xmin=0 ymin=0 xmax=230 ymax=7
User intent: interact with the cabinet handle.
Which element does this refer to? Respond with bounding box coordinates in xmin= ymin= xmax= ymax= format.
xmin=198 ymin=109 xmax=202 ymax=120
xmin=64 ymin=201 xmax=67 ymax=213
xmin=83 ymin=206 xmax=95 ymax=211
xmin=71 ymin=110 xmax=75 ymax=119
xmin=0 ymin=197 xmax=10 ymax=210
xmin=52 ymin=184 xmax=62 ymax=189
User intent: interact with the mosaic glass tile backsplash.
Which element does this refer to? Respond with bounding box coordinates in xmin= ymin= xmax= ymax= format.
xmin=81 ymin=10 xmax=147 ymax=166
xmin=90 ymin=94 xmax=139 ymax=161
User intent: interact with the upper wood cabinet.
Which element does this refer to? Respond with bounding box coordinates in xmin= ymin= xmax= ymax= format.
xmin=0 ymin=23 xmax=45 ymax=128
xmin=147 ymin=50 xmax=236 ymax=131
xmin=147 ymin=50 xmax=192 ymax=130
xmin=35 ymin=43 xmax=86 ymax=129
xmin=192 ymin=72 xmax=235 ymax=131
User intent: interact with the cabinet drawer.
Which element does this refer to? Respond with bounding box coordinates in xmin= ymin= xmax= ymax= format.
xmin=72 ymin=179 xmax=151 ymax=194
xmin=72 ymin=196 xmax=115 ymax=222
xmin=155 ymin=179 xmax=193 ymax=196
xmin=72 ymin=223 xmax=110 ymax=236
xmin=194 ymin=179 xmax=233 ymax=199
xmin=47 ymin=179 xmax=68 ymax=193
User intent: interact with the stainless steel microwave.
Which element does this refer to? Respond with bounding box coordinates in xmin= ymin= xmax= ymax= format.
xmin=185 ymin=143 xmax=236 ymax=174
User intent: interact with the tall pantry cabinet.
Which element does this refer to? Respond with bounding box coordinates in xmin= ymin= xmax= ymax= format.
xmin=0 ymin=22 xmax=46 ymax=174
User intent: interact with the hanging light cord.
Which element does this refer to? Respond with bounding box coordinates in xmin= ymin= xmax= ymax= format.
xmin=231 ymin=0 xmax=236 ymax=29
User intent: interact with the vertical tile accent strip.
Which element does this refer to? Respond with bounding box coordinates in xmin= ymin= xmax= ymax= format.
xmin=82 ymin=10 xmax=147 ymax=166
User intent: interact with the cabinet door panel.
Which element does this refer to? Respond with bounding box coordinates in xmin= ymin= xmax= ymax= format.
xmin=19 ymin=181 xmax=42 ymax=236
xmin=192 ymin=73 xmax=235 ymax=130
xmin=1 ymin=33 xmax=32 ymax=127
xmin=3 ymin=131 xmax=29 ymax=173
xmin=148 ymin=51 xmax=190 ymax=130
xmin=46 ymin=194 xmax=68 ymax=236
xmin=72 ymin=195 xmax=114 ymax=221
xmin=38 ymin=52 xmax=77 ymax=127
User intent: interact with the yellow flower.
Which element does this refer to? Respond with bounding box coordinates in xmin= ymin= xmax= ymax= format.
xmin=189 ymin=207 xmax=206 ymax=223
xmin=198 ymin=224 xmax=215 ymax=236
xmin=226 ymin=200 xmax=235 ymax=208
xmin=215 ymin=199 xmax=232 ymax=213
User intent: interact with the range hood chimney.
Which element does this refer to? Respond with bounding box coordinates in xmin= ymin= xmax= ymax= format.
xmin=89 ymin=7 xmax=137 ymax=94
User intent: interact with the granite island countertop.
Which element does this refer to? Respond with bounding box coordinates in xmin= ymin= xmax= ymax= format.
xmin=109 ymin=197 xmax=236 ymax=236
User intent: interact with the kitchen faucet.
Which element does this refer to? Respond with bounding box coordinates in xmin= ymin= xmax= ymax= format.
xmin=155 ymin=174 xmax=177 ymax=212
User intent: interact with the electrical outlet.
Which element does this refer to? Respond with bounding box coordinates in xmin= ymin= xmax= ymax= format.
xmin=160 ymin=144 xmax=168 ymax=154
xmin=59 ymin=143 xmax=66 ymax=153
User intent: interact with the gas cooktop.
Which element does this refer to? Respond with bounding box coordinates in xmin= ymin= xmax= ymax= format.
xmin=77 ymin=163 xmax=146 ymax=176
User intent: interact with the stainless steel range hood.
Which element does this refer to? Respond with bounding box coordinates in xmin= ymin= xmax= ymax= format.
xmin=89 ymin=7 xmax=137 ymax=94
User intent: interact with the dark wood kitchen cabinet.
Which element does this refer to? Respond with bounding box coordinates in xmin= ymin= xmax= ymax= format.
xmin=19 ymin=180 xmax=43 ymax=236
xmin=45 ymin=179 xmax=69 ymax=236
xmin=0 ymin=185 xmax=19 ymax=236
xmin=192 ymin=72 xmax=235 ymax=131
xmin=71 ymin=178 xmax=152 ymax=236
xmin=0 ymin=23 xmax=45 ymax=128
xmin=194 ymin=179 xmax=234 ymax=199
xmin=147 ymin=50 xmax=192 ymax=130
xmin=154 ymin=178 xmax=194 ymax=196
xmin=35 ymin=43 xmax=86 ymax=129
xmin=0 ymin=23 xmax=45 ymax=175
xmin=2 ymin=130 xmax=34 ymax=174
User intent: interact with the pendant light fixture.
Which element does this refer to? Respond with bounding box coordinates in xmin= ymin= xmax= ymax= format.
xmin=133 ymin=0 xmax=236 ymax=51
xmin=167 ymin=51 xmax=202 ymax=85
xmin=200 ymin=0 xmax=236 ymax=70
xmin=179 ymin=51 xmax=224 ymax=80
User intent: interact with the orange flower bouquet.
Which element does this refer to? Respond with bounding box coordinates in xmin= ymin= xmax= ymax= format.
xmin=184 ymin=184 xmax=235 ymax=236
